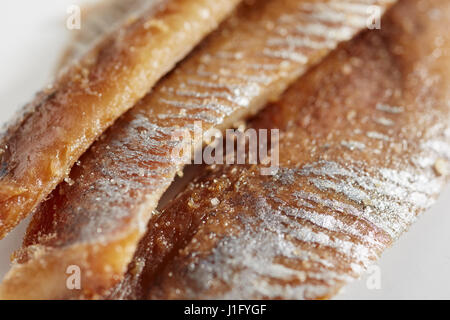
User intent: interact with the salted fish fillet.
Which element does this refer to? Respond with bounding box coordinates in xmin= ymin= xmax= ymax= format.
xmin=111 ymin=0 xmax=450 ymax=300
xmin=0 ymin=0 xmax=242 ymax=238
xmin=0 ymin=0 xmax=395 ymax=300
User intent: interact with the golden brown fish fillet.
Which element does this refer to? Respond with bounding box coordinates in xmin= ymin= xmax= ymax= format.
xmin=111 ymin=0 xmax=450 ymax=299
xmin=0 ymin=0 xmax=395 ymax=300
xmin=0 ymin=0 xmax=241 ymax=238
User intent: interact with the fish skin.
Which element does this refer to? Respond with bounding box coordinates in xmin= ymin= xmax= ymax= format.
xmin=115 ymin=0 xmax=450 ymax=300
xmin=0 ymin=0 xmax=242 ymax=239
xmin=0 ymin=0 xmax=395 ymax=300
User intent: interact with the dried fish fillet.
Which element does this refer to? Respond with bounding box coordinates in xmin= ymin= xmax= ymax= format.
xmin=0 ymin=0 xmax=395 ymax=299
xmin=0 ymin=0 xmax=241 ymax=238
xmin=113 ymin=0 xmax=450 ymax=299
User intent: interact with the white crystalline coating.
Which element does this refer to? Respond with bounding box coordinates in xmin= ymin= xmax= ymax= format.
xmin=422 ymin=140 xmax=450 ymax=158
xmin=296 ymin=7 xmax=368 ymax=28
xmin=168 ymin=119 xmax=448 ymax=297
xmin=341 ymin=140 xmax=366 ymax=151
xmin=378 ymin=168 xmax=442 ymax=196
xmin=267 ymin=36 xmax=337 ymax=50
xmin=277 ymin=203 xmax=383 ymax=247
xmin=181 ymin=185 xmax=380 ymax=299
xmin=4 ymin=0 xmax=393 ymax=251
xmin=157 ymin=111 xmax=221 ymax=124
xmin=167 ymin=151 xmax=445 ymax=298
xmin=294 ymin=23 xmax=355 ymax=41
xmin=265 ymin=0 xmax=382 ymax=63
xmin=159 ymin=98 xmax=234 ymax=115
xmin=376 ymin=103 xmax=405 ymax=114
xmin=262 ymin=48 xmax=309 ymax=63
xmin=366 ymin=131 xmax=391 ymax=141
xmin=243 ymin=63 xmax=281 ymax=71
xmin=373 ymin=117 xmax=395 ymax=126
xmin=174 ymin=89 xmax=251 ymax=108
xmin=73 ymin=0 xmax=393 ymax=243
xmin=295 ymin=159 xmax=445 ymax=238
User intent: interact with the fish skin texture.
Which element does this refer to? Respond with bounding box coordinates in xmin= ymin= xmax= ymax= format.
xmin=0 ymin=0 xmax=395 ymax=300
xmin=0 ymin=0 xmax=242 ymax=239
xmin=113 ymin=0 xmax=450 ymax=300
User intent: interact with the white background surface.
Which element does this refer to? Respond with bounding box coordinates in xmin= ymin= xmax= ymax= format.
xmin=0 ymin=0 xmax=449 ymax=299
